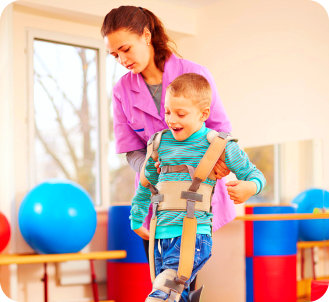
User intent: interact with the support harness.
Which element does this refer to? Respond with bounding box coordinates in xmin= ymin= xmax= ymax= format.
xmin=140 ymin=129 xmax=236 ymax=302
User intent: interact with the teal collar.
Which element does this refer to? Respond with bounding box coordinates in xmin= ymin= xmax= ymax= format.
xmin=185 ymin=123 xmax=207 ymax=141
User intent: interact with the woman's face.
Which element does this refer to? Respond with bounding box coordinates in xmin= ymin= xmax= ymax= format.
xmin=105 ymin=28 xmax=153 ymax=74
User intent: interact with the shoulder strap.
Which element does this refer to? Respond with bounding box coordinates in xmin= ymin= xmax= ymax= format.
xmin=192 ymin=135 xmax=227 ymax=184
xmin=206 ymin=130 xmax=238 ymax=164
xmin=151 ymin=129 xmax=168 ymax=161
xmin=140 ymin=129 xmax=167 ymax=187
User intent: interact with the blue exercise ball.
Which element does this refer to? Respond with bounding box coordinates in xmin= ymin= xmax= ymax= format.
xmin=291 ymin=188 xmax=329 ymax=241
xmin=19 ymin=179 xmax=97 ymax=254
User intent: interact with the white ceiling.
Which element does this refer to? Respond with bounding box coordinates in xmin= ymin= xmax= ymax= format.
xmin=15 ymin=0 xmax=202 ymax=35
xmin=157 ymin=0 xmax=220 ymax=8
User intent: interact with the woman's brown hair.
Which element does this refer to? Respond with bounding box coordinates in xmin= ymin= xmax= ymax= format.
xmin=101 ymin=6 xmax=175 ymax=72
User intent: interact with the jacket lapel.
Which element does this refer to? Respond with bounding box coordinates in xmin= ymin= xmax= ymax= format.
xmin=130 ymin=72 xmax=162 ymax=120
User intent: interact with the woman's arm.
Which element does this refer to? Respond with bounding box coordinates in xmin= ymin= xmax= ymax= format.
xmin=126 ymin=148 xmax=146 ymax=173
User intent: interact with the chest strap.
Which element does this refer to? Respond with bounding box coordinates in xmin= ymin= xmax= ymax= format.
xmin=161 ymin=164 xmax=195 ymax=178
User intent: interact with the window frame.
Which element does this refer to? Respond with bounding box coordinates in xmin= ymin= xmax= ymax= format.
xmin=244 ymin=143 xmax=281 ymax=204
xmin=27 ymin=28 xmax=109 ymax=208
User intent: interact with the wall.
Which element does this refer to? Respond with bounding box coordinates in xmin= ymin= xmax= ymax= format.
xmin=178 ymin=0 xmax=329 ymax=147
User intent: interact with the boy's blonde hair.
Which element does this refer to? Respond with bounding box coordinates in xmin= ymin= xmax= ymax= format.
xmin=166 ymin=73 xmax=212 ymax=108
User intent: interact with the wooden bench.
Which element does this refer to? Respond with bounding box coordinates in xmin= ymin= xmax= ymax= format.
xmin=0 ymin=250 xmax=126 ymax=302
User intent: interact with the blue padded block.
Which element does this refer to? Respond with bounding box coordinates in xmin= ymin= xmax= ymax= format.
xmin=253 ymin=206 xmax=298 ymax=256
xmin=108 ymin=205 xmax=148 ymax=263
xmin=246 ymin=257 xmax=254 ymax=302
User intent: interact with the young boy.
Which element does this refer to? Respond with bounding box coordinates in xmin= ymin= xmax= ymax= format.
xmin=130 ymin=73 xmax=266 ymax=302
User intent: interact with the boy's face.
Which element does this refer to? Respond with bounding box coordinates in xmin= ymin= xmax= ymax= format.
xmin=164 ymin=94 xmax=210 ymax=141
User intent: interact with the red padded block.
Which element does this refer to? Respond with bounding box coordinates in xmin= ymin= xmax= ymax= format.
xmin=107 ymin=262 xmax=152 ymax=302
xmin=311 ymin=280 xmax=329 ymax=301
xmin=253 ymin=255 xmax=296 ymax=302
xmin=245 ymin=206 xmax=254 ymax=257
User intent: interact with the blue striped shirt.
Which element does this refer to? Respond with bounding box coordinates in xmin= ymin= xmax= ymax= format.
xmin=130 ymin=124 xmax=266 ymax=239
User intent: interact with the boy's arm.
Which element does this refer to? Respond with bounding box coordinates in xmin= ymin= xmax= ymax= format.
xmin=224 ymin=141 xmax=266 ymax=203
xmin=129 ymin=157 xmax=159 ymax=234
xmin=225 ymin=180 xmax=258 ymax=204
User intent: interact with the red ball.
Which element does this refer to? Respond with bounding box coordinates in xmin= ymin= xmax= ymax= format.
xmin=0 ymin=212 xmax=11 ymax=252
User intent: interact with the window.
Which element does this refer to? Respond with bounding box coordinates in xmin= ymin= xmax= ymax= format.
xmin=29 ymin=31 xmax=107 ymax=206
xmin=245 ymin=140 xmax=317 ymax=204
xmin=33 ymin=40 xmax=98 ymax=200
xmin=245 ymin=144 xmax=278 ymax=203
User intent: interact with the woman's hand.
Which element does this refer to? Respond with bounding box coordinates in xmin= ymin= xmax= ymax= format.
xmin=133 ymin=226 xmax=150 ymax=240
xmin=213 ymin=158 xmax=230 ymax=179
xmin=225 ymin=180 xmax=257 ymax=204
xmin=155 ymin=161 xmax=161 ymax=174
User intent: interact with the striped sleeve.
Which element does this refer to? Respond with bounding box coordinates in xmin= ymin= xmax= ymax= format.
xmin=129 ymin=157 xmax=159 ymax=230
xmin=225 ymin=141 xmax=266 ymax=194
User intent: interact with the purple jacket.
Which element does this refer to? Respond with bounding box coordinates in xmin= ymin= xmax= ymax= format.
xmin=112 ymin=54 xmax=236 ymax=231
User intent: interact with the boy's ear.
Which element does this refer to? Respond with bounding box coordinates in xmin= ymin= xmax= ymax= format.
xmin=201 ymin=107 xmax=210 ymax=122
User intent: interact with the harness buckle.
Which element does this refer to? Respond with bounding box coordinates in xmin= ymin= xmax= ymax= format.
xmin=151 ymin=193 xmax=164 ymax=219
xmin=181 ymin=190 xmax=202 ymax=218
xmin=186 ymin=200 xmax=196 ymax=218
xmin=174 ymin=275 xmax=189 ymax=285
xmin=181 ymin=191 xmax=203 ymax=202
xmin=217 ymin=131 xmax=229 ymax=139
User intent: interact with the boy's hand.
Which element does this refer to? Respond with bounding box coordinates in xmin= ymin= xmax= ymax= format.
xmin=133 ymin=226 xmax=150 ymax=240
xmin=225 ymin=180 xmax=257 ymax=204
xmin=214 ymin=158 xmax=230 ymax=179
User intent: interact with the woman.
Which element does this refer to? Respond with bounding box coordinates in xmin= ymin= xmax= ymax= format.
xmin=101 ymin=4 xmax=235 ymax=287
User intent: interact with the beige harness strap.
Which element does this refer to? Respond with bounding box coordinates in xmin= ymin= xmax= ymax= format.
xmin=193 ymin=136 xmax=227 ymax=183
xmin=176 ymin=135 xmax=227 ymax=284
xmin=177 ymin=216 xmax=198 ymax=282
xmin=139 ymin=131 xmax=166 ymax=282
xmin=149 ymin=216 xmax=157 ymax=282
xmin=138 ymin=138 xmax=157 ymax=281
xmin=141 ymin=130 xmax=168 ymax=187
xmin=140 ymin=141 xmax=155 ymax=187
